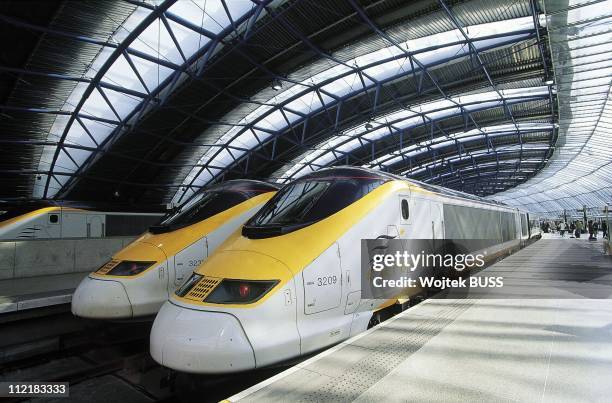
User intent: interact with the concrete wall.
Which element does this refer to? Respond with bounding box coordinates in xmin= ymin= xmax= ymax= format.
xmin=0 ymin=237 xmax=135 ymax=280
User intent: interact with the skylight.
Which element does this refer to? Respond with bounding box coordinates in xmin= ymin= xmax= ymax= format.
xmin=34 ymin=0 xmax=260 ymax=198
xmin=171 ymin=15 xmax=538 ymax=204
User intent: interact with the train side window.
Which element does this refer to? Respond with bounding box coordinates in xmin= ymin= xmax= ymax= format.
xmin=401 ymin=199 xmax=409 ymax=220
xmin=49 ymin=214 xmax=59 ymax=224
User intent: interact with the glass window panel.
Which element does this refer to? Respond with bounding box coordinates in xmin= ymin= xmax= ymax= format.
xmin=320 ymin=73 xmax=367 ymax=98
xmin=168 ymin=0 xmax=226 ymax=34
xmin=256 ymin=109 xmax=287 ymax=131
xmin=55 ymin=149 xmax=78 ymax=172
xmin=129 ymin=18 xmax=183 ymax=64
xmin=129 ymin=54 xmax=174 ymax=90
xmin=223 ymin=0 xmax=255 ymax=23
xmin=166 ymin=19 xmax=209 ymax=57
xmin=102 ymin=88 xmax=142 ymax=120
xmin=65 ymin=123 xmax=97 ymax=149
xmin=48 ymin=114 xmax=71 ymax=142
xmin=81 ymin=88 xmax=116 ymax=121
xmin=233 ymin=129 xmax=260 ymax=149
xmin=565 ymin=1 xmax=612 ymax=24
xmin=80 ymin=119 xmax=117 ymax=145
xmin=363 ymin=57 xmax=413 ymax=82
xmin=103 ymin=54 xmax=147 ymax=92
xmin=65 ymin=148 xmax=93 ymax=169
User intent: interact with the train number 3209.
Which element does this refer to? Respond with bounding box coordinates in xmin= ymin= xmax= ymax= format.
xmin=317 ymin=275 xmax=338 ymax=286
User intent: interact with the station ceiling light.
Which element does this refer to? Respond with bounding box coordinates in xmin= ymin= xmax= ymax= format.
xmin=272 ymin=78 xmax=283 ymax=91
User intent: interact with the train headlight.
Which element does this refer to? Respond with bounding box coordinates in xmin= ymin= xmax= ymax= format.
xmin=105 ymin=261 xmax=155 ymax=276
xmin=204 ymin=279 xmax=279 ymax=304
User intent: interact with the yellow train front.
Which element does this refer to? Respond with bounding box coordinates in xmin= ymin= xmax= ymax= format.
xmin=150 ymin=167 xmax=533 ymax=373
xmin=71 ymin=180 xmax=278 ymax=320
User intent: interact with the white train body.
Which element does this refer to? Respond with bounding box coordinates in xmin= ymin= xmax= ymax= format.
xmin=148 ymin=167 xmax=540 ymax=373
xmin=0 ymin=207 xmax=161 ymax=240
xmin=71 ymin=180 xmax=278 ymax=320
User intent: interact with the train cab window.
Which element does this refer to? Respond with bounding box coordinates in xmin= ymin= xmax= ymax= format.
xmin=401 ymin=199 xmax=409 ymax=220
xmin=151 ymin=191 xmax=248 ymax=233
xmin=243 ymin=175 xmax=388 ymax=238
xmin=49 ymin=214 xmax=59 ymax=224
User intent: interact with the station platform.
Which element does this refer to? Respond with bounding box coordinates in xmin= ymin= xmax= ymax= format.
xmin=0 ymin=272 xmax=88 ymax=314
xmin=228 ymin=237 xmax=612 ymax=402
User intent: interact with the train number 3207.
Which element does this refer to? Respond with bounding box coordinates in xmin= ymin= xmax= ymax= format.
xmin=317 ymin=275 xmax=338 ymax=286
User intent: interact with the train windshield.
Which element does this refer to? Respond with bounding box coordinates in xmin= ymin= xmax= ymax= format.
xmin=243 ymin=175 xmax=388 ymax=238
xmin=150 ymin=180 xmax=278 ymax=234
xmin=151 ymin=191 xmax=248 ymax=233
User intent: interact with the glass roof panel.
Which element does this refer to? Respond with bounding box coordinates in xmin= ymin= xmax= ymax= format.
xmin=168 ymin=0 xmax=229 ymax=34
xmin=224 ymin=0 xmax=256 ymax=22
xmin=365 ymin=123 xmax=553 ymax=168
xmin=129 ymin=19 xmax=184 ymax=63
xmin=36 ymin=0 xmax=259 ymax=198
xmin=492 ymin=0 xmax=612 ymax=213
xmin=281 ymin=86 xmax=549 ymax=181
xmin=171 ymin=15 xmax=541 ymax=203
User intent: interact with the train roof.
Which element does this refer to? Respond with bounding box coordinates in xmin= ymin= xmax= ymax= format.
xmin=204 ymin=179 xmax=280 ymax=193
xmin=0 ymin=200 xmax=166 ymax=223
xmin=297 ymin=166 xmax=510 ymax=209
xmin=174 ymin=179 xmax=279 ymax=211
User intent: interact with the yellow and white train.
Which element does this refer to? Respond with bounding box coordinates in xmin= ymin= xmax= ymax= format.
xmin=0 ymin=203 xmax=162 ymax=240
xmin=71 ymin=180 xmax=278 ymax=319
xmin=149 ymin=167 xmax=541 ymax=373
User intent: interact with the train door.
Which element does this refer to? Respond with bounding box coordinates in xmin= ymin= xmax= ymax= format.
xmin=405 ymin=197 xmax=433 ymax=238
xmin=62 ymin=212 xmax=87 ymax=238
xmin=86 ymin=215 xmax=104 ymax=238
xmin=299 ymin=242 xmax=346 ymax=354
xmin=526 ymin=213 xmax=532 ymax=239
xmin=430 ymin=202 xmax=444 ymax=241
xmin=172 ymin=237 xmax=208 ymax=287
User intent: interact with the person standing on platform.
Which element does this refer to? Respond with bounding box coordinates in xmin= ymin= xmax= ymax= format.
xmin=559 ymin=221 xmax=567 ymax=237
xmin=603 ymin=221 xmax=608 ymax=239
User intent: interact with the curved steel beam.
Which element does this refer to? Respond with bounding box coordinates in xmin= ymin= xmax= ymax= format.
xmin=43 ymin=0 xmax=178 ymax=198
xmin=282 ymin=92 xmax=551 ymax=179
xmin=175 ymin=24 xmax=537 ymax=203
xmin=54 ymin=1 xmax=271 ymax=199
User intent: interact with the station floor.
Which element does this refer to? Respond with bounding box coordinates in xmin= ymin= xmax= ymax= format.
xmin=0 ymin=271 xmax=88 ymax=313
xmin=228 ymin=236 xmax=612 ymax=402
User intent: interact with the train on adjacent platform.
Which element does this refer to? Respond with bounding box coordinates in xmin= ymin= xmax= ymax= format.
xmin=0 ymin=203 xmax=162 ymax=240
xmin=71 ymin=180 xmax=279 ymax=319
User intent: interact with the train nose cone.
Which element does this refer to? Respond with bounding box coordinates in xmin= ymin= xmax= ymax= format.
xmin=71 ymin=276 xmax=132 ymax=319
xmin=150 ymin=301 xmax=256 ymax=374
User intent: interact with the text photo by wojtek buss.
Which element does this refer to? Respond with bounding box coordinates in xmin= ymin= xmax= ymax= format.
xmin=360 ymin=238 xmax=505 ymax=300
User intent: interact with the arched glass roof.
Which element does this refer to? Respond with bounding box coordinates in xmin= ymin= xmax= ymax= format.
xmin=279 ymin=87 xmax=552 ymax=181
xmin=364 ymin=122 xmax=553 ymax=170
xmin=33 ymin=0 xmax=264 ymax=198
xmin=8 ymin=0 xmax=589 ymax=207
xmin=491 ymin=0 xmax=612 ymax=213
xmin=171 ymin=13 xmax=545 ymax=204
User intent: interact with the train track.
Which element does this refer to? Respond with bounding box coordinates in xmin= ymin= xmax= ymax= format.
xmin=0 ymin=304 xmax=294 ymax=402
